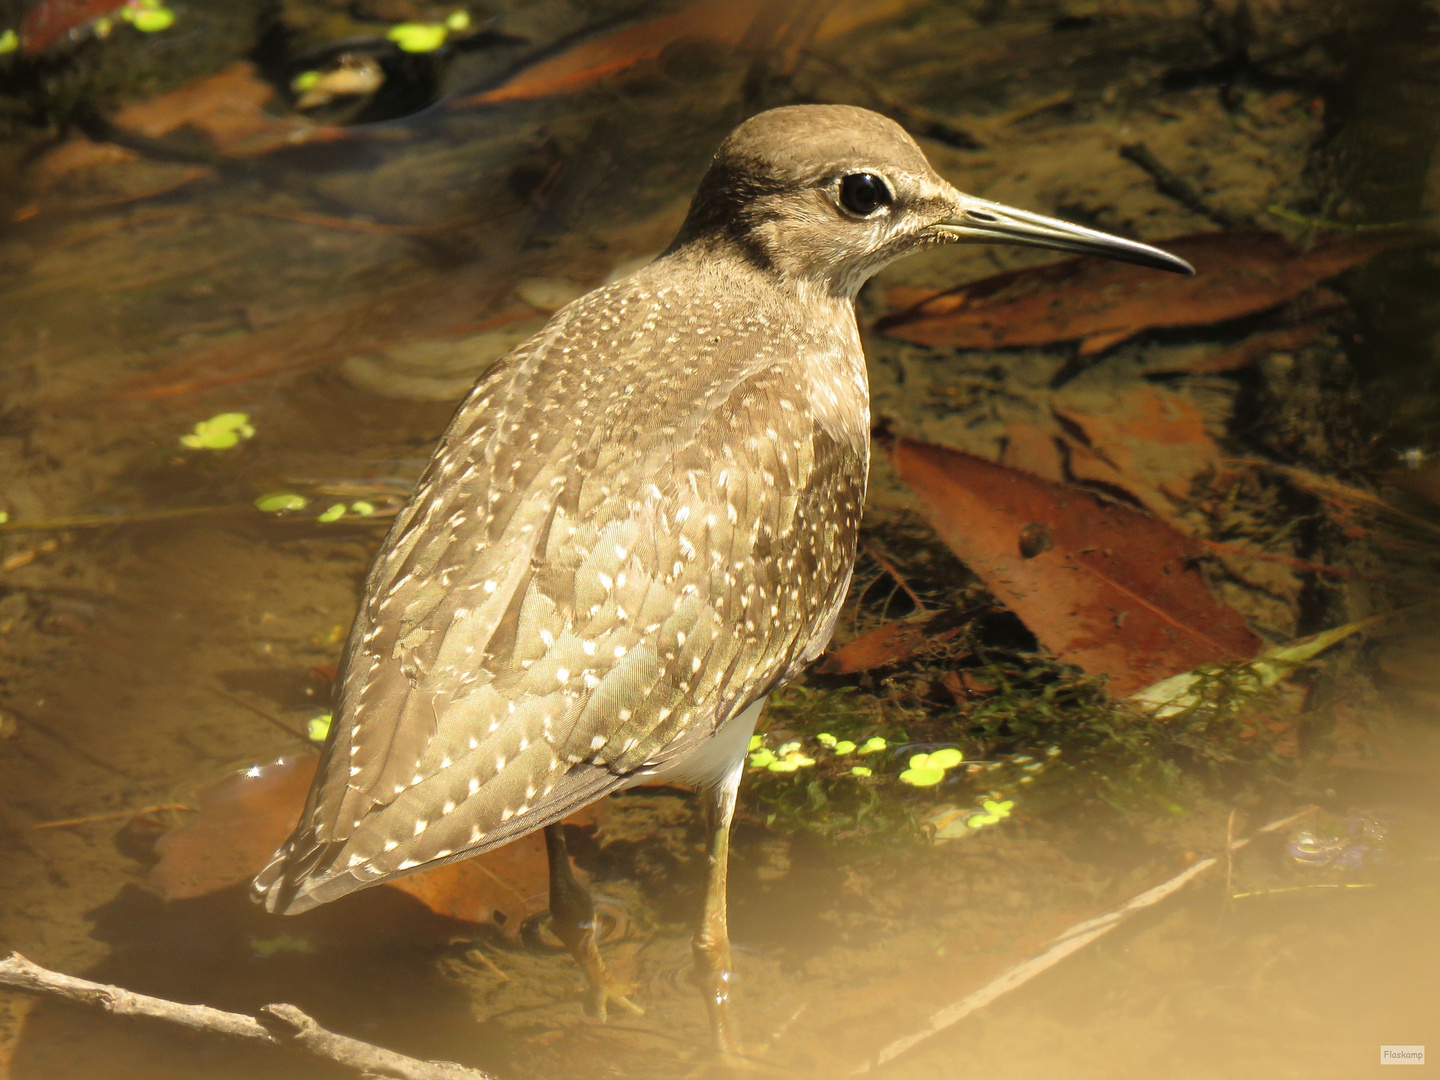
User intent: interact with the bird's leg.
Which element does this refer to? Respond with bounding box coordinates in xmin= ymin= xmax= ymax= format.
xmin=693 ymin=760 xmax=743 ymax=1055
xmin=543 ymin=822 xmax=643 ymax=1021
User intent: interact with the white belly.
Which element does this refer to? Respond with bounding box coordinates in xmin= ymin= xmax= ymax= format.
xmin=623 ymin=697 xmax=766 ymax=791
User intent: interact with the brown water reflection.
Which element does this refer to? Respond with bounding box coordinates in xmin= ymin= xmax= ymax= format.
xmin=1 ymin=1 xmax=1438 ymax=1077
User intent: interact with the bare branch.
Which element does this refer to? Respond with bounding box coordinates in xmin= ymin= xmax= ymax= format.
xmin=0 ymin=952 xmax=494 ymax=1080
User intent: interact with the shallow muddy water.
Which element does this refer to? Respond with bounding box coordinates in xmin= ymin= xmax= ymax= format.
xmin=1 ymin=2 xmax=1439 ymax=1078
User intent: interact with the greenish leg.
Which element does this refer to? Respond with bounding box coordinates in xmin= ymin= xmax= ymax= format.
xmin=692 ymin=761 xmax=743 ymax=1055
xmin=543 ymin=822 xmax=643 ymax=1021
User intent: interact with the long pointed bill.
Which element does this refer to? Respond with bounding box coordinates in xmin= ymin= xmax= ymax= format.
xmin=935 ymin=196 xmax=1195 ymax=274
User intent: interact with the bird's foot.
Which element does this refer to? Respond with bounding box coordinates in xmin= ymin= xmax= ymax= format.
xmin=580 ymin=966 xmax=645 ymax=1022
xmin=568 ymin=930 xmax=644 ymax=1022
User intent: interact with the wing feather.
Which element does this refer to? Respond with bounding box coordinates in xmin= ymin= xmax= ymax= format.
xmin=255 ymin=269 xmax=868 ymax=912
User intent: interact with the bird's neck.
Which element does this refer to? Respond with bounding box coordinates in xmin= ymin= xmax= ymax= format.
xmin=661 ymin=239 xmax=871 ymax=458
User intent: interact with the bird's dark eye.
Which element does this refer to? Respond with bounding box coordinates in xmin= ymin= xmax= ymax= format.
xmin=839 ymin=173 xmax=892 ymax=216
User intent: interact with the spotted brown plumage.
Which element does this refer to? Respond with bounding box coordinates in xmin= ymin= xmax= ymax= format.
xmin=253 ymin=104 xmax=1192 ymax=1046
xmin=256 ymin=256 xmax=868 ymax=910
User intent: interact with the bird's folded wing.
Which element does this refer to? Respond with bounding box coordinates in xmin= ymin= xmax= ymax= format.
xmin=259 ymin=290 xmax=865 ymax=909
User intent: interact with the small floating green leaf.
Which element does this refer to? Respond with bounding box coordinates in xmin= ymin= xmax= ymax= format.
xmin=255 ymin=492 xmax=307 ymax=513
xmin=899 ymin=765 xmax=946 ymax=787
xmin=0 ymin=29 xmax=17 ymax=54
xmin=292 ymin=70 xmax=322 ymax=92
xmin=748 ymin=735 xmax=763 ymax=751
xmin=748 ymin=748 xmax=776 ymax=769
xmin=318 ymin=503 xmax=347 ymax=523
xmin=130 ymin=6 xmax=174 ymax=32
xmin=832 ymin=739 xmax=856 ymax=754
xmin=849 ymin=765 xmax=872 ymax=777
xmin=181 ymin=412 xmax=253 ymax=450
xmin=306 ymin=713 xmax=332 ymax=743
xmin=387 ymin=22 xmax=447 ymax=52
xmin=858 ymin=736 xmax=888 ymax=755
xmin=928 ymin=748 xmax=963 ymax=769
xmin=444 ymin=10 xmax=470 ymax=30
xmin=816 ymin=732 xmax=837 ymax=747
xmin=349 ymin=500 xmax=376 ymax=516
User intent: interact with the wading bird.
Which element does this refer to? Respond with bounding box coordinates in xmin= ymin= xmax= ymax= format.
xmin=255 ymin=104 xmax=1191 ymax=1053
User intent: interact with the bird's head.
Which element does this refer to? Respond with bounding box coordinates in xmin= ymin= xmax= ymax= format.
xmin=671 ymin=104 xmax=1193 ymax=299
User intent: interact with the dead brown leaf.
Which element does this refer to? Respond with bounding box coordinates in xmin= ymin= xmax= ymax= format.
xmin=113 ymin=62 xmax=344 ymax=157
xmin=818 ymin=607 xmax=976 ymax=674
xmin=151 ymin=752 xmax=602 ymax=932
xmin=20 ymin=0 xmax=125 ymax=54
xmin=23 ymin=137 xmax=214 ymax=219
xmin=887 ymin=436 xmax=1261 ymax=694
xmin=1144 ymin=322 xmax=1329 ymax=377
xmin=879 ymin=231 xmax=1408 ymax=355
xmin=460 ymin=0 xmax=918 ymax=106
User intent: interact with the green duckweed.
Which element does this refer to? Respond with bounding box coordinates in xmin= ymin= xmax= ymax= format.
xmin=306 ymin=713 xmax=332 ymax=743
xmin=388 ymin=22 xmax=448 ymax=52
xmin=899 ymin=748 xmax=963 ymax=787
xmin=857 ymin=736 xmax=888 ymax=755
xmin=180 ymin=412 xmax=253 ymax=450
xmin=318 ymin=503 xmax=347 ymax=523
xmin=349 ymin=501 xmax=376 ymax=516
xmin=255 ymin=492 xmax=307 ymax=513
xmin=122 ymin=0 xmax=175 ymax=32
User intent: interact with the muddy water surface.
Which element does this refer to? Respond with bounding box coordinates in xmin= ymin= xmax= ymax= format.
xmin=1 ymin=2 xmax=1439 ymax=1078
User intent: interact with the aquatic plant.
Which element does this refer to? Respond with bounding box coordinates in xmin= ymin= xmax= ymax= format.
xmin=180 ymin=413 xmax=253 ymax=450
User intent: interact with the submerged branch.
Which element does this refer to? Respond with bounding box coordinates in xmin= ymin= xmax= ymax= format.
xmin=0 ymin=953 xmax=495 ymax=1080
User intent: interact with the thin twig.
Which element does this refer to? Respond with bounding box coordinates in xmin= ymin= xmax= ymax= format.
xmin=0 ymin=953 xmax=495 ymax=1080
xmin=1201 ymin=538 xmax=1440 ymax=596
xmin=463 ymin=947 xmax=512 ymax=983
xmin=1119 ymin=142 xmax=1240 ymax=228
xmin=859 ymin=542 xmax=927 ymax=612
xmin=33 ymin=803 xmax=195 ymax=830
xmin=853 ymin=806 xmax=1318 ymax=1073
xmin=214 ymin=689 xmax=312 ymax=744
xmin=1240 ymin=458 xmax=1440 ymax=542
xmin=0 ymin=506 xmax=236 ymax=535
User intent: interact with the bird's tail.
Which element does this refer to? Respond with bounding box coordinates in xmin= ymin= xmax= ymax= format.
xmin=250 ymin=836 xmax=328 ymax=914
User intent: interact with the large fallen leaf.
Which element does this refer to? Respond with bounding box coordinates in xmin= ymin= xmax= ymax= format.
xmin=880 ymin=231 xmax=1407 ymax=355
xmin=460 ymin=0 xmax=918 ymax=106
xmin=152 ymin=753 xmax=601 ymax=932
xmin=887 ymin=437 xmax=1261 ymax=695
xmin=114 ymin=62 xmax=343 ymax=157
